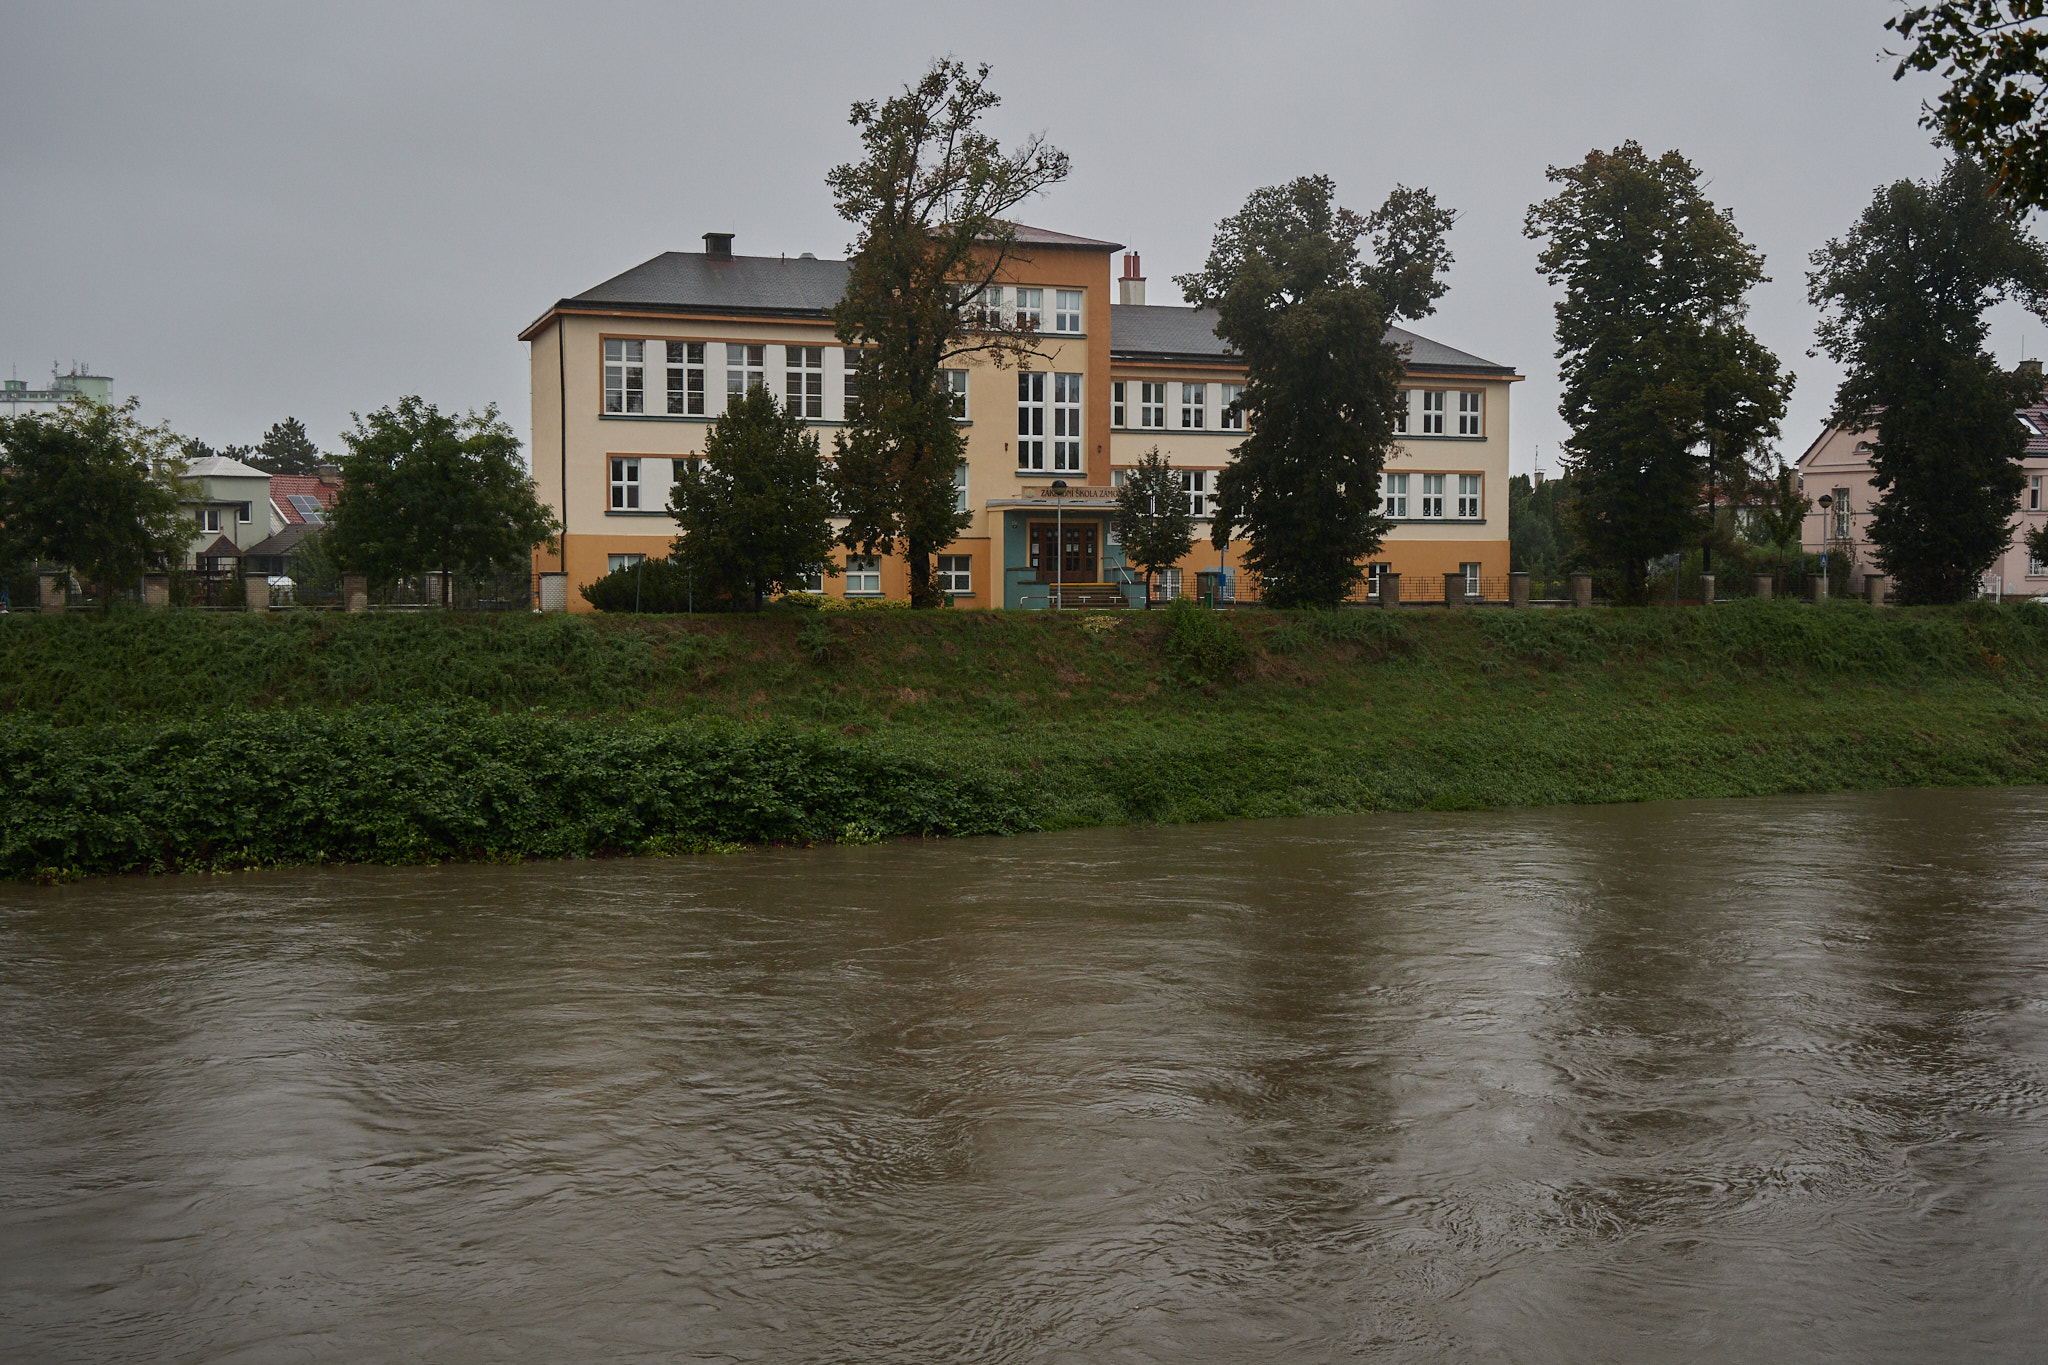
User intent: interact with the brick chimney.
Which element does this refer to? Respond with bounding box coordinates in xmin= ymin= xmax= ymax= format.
xmin=2020 ymin=358 xmax=2042 ymax=378
xmin=702 ymin=232 xmax=734 ymax=259
xmin=1119 ymin=252 xmax=1146 ymax=306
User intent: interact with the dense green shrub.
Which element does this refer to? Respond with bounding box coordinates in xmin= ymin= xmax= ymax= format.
xmin=1159 ymin=599 xmax=1251 ymax=684
xmin=579 ymin=556 xmax=704 ymax=612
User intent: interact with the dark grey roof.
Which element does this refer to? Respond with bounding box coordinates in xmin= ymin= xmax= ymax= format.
xmin=1108 ymin=304 xmax=1517 ymax=375
xmin=244 ymin=524 xmax=313 ymax=558
xmin=564 ymin=252 xmax=851 ymax=319
xmin=1006 ymin=222 xmax=1122 ymax=250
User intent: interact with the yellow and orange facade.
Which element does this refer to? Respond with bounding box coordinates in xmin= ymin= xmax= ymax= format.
xmin=520 ymin=228 xmax=1519 ymax=610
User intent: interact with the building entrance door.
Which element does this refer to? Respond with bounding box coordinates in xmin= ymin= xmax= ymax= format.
xmin=1028 ymin=522 xmax=1098 ymax=583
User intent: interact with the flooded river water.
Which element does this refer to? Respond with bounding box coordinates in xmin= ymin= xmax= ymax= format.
xmin=4 ymin=787 xmax=2047 ymax=1362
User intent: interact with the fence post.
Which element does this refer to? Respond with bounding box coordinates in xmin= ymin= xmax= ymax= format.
xmin=1443 ymin=571 xmax=1466 ymax=607
xmin=1508 ymin=571 xmax=1530 ymax=608
xmin=1570 ymin=572 xmax=1593 ymax=608
xmin=38 ymin=572 xmax=66 ymax=614
xmin=1380 ymin=572 xmax=1401 ymax=610
xmin=1752 ymin=574 xmax=1773 ymax=602
xmin=244 ymin=572 xmax=270 ymax=612
xmin=142 ymin=573 xmax=170 ymax=608
xmin=1698 ymin=572 xmax=1716 ymax=605
xmin=1809 ymin=574 xmax=1828 ymax=604
xmin=1864 ymin=573 xmax=1889 ymax=606
xmin=343 ymin=573 xmax=369 ymax=614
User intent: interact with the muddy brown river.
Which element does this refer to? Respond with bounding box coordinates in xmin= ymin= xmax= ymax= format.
xmin=4 ymin=787 xmax=2047 ymax=1362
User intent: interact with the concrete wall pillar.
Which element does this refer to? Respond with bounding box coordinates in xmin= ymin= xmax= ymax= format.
xmin=1865 ymin=573 xmax=1889 ymax=606
xmin=1443 ymin=571 xmax=1467 ymax=607
xmin=1379 ymin=572 xmax=1400 ymax=610
xmin=1570 ymin=572 xmax=1593 ymax=608
xmin=343 ymin=574 xmax=369 ymax=614
xmin=1752 ymin=574 xmax=1774 ymax=602
xmin=142 ymin=574 xmax=170 ymax=608
xmin=38 ymin=572 xmax=66 ymax=614
xmin=1698 ymin=572 xmax=1716 ymax=605
xmin=244 ymin=573 xmax=270 ymax=612
xmin=1508 ymin=571 xmax=1530 ymax=608
xmin=1810 ymin=574 xmax=1829 ymax=604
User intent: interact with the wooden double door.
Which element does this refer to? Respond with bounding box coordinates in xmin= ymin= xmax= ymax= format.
xmin=1028 ymin=521 xmax=1099 ymax=582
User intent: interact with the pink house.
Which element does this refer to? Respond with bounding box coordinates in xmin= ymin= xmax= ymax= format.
xmin=1796 ymin=388 xmax=2048 ymax=600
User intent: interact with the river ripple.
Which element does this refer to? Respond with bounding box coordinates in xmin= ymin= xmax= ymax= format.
xmin=4 ymin=787 xmax=2046 ymax=1362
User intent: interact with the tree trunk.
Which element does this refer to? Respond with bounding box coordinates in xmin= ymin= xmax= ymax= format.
xmin=906 ymin=540 xmax=940 ymax=609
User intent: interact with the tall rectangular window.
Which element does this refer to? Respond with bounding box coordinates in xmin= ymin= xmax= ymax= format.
xmin=1052 ymin=372 xmax=1082 ymax=472
xmin=726 ymin=344 xmax=765 ymax=406
xmin=1394 ymin=389 xmax=1410 ymax=434
xmin=1457 ymin=474 xmax=1482 ymax=518
xmin=610 ymin=456 xmax=641 ymax=510
xmin=604 ymin=339 xmax=644 ymax=414
xmin=960 ymin=285 xmax=1000 ymax=328
xmin=1017 ymin=371 xmax=1045 ymax=470
xmin=1831 ymin=487 xmax=1851 ymax=537
xmin=1457 ymin=390 xmax=1483 ymax=436
xmin=2031 ymin=474 xmax=2042 ymax=510
xmin=843 ymin=353 xmax=862 ymax=417
xmin=1154 ymin=566 xmax=1182 ymax=601
xmin=1112 ymin=381 xmax=1126 ymax=427
xmin=944 ymin=369 xmax=968 ymax=420
xmin=1420 ymin=390 xmax=1446 ymax=434
xmin=1382 ymin=473 xmax=1408 ymax=518
xmin=953 ymin=461 xmax=969 ymax=513
xmin=1140 ymin=382 xmax=1166 ymax=429
xmin=1462 ymin=562 xmax=1482 ymax=596
xmin=1220 ymin=383 xmax=1244 ymax=430
xmin=1054 ymin=290 xmax=1082 ymax=333
xmin=1181 ymin=382 xmax=1205 ymax=429
xmin=785 ymin=346 xmax=823 ymax=419
xmin=937 ymin=554 xmax=972 ymax=594
xmin=1181 ymin=469 xmax=1210 ymax=517
xmin=1420 ymin=473 xmax=1445 ymax=518
xmin=1368 ymin=562 xmax=1388 ymax=597
xmin=845 ymin=555 xmax=881 ymax=595
xmin=1013 ymin=288 xmax=1043 ymax=330
xmin=665 ymin=341 xmax=704 ymax=415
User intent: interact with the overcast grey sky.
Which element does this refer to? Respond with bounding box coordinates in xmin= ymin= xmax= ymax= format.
xmin=1 ymin=0 xmax=2028 ymax=474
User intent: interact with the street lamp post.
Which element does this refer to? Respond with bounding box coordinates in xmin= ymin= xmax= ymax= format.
xmin=1050 ymin=479 xmax=1067 ymax=611
xmin=1816 ymin=493 xmax=1834 ymax=594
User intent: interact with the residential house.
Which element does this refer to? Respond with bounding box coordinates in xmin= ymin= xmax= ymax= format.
xmin=181 ymin=454 xmax=275 ymax=569
xmin=242 ymin=467 xmax=343 ymax=576
xmin=521 ymin=230 xmax=1518 ymax=610
xmin=1797 ymin=381 xmax=2048 ymax=598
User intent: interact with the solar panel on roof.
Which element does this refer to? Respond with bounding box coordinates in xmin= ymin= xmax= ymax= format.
xmin=287 ymin=493 xmax=326 ymax=525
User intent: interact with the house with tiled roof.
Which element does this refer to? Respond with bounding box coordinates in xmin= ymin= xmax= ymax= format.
xmin=242 ymin=467 xmax=344 ymax=576
xmin=519 ymin=228 xmax=1518 ymax=610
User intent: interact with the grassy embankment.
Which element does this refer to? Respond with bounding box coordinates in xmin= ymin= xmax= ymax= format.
xmin=2 ymin=600 xmax=2045 ymax=880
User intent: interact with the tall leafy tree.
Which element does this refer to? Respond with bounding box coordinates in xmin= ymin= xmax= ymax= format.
xmin=1808 ymin=158 xmax=2048 ymax=602
xmin=1891 ymin=3 xmax=2048 ymax=208
xmin=1525 ymin=142 xmax=1790 ymax=602
xmin=828 ymin=58 xmax=1070 ymax=609
xmin=326 ymin=396 xmax=559 ymax=605
xmin=1112 ymin=446 xmax=1195 ymax=605
xmin=1174 ymin=175 xmax=1456 ymax=608
xmin=1507 ymin=471 xmax=1579 ymax=594
xmin=668 ymin=386 xmax=838 ymax=611
xmin=254 ymin=417 xmax=321 ymax=475
xmin=0 ymin=398 xmax=189 ymax=607
xmin=1753 ymin=464 xmax=1813 ymax=582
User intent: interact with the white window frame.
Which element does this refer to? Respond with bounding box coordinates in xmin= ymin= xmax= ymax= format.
xmin=1140 ymin=382 xmax=1166 ymax=429
xmin=953 ymin=461 xmax=969 ymax=513
xmin=1462 ymin=562 xmax=1482 ymax=596
xmin=610 ymin=456 xmax=641 ymax=510
xmin=1382 ymin=472 xmax=1408 ymax=518
xmin=1112 ymin=381 xmax=1126 ymax=427
xmin=1180 ymin=469 xmax=1211 ymax=518
xmin=1831 ymin=487 xmax=1852 ymax=538
xmin=1013 ymin=288 xmax=1043 ymax=331
xmin=1220 ymin=383 xmax=1244 ymax=431
xmin=1457 ymin=474 xmax=1482 ymax=519
xmin=1017 ymin=371 xmax=1045 ymax=470
xmin=785 ymin=346 xmax=823 ymax=420
xmin=1182 ymin=382 xmax=1206 ymax=429
xmin=666 ymin=341 xmax=704 ymax=415
xmin=1419 ymin=473 xmax=1445 ymax=519
xmin=843 ymin=353 xmax=862 ymax=416
xmin=607 ymin=553 xmax=647 ymax=574
xmin=1052 ymin=372 xmax=1083 ymax=472
xmin=1394 ymin=389 xmax=1410 ymax=434
xmin=197 ymin=507 xmax=222 ymax=532
xmin=1420 ymin=390 xmax=1446 ymax=435
xmin=1368 ymin=562 xmax=1389 ymax=596
xmin=2030 ymin=474 xmax=2042 ymax=511
xmin=937 ymin=554 xmax=972 ymax=595
xmin=726 ymin=343 xmax=765 ymax=408
xmin=1054 ymin=289 xmax=1083 ymax=333
xmin=944 ymin=369 xmax=968 ymax=420
xmin=845 ymin=555 xmax=881 ymax=595
xmin=604 ymin=339 xmax=644 ymax=414
xmin=1457 ymin=390 xmax=1482 ymax=436
xmin=1154 ymin=566 xmax=1182 ymax=600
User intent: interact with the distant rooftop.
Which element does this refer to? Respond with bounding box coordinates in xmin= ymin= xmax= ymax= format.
xmin=1109 ymin=304 xmax=1517 ymax=375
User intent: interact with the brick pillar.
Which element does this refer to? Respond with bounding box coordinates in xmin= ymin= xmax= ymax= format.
xmin=1508 ymin=571 xmax=1530 ymax=608
xmin=38 ymin=573 xmax=66 ymax=614
xmin=343 ymin=574 xmax=369 ymax=614
xmin=1443 ymin=571 xmax=1467 ymax=607
xmin=1380 ymin=572 xmax=1400 ymax=610
xmin=1752 ymin=574 xmax=1774 ymax=601
xmin=142 ymin=574 xmax=170 ymax=608
xmin=1570 ymin=573 xmax=1593 ymax=608
xmin=1698 ymin=572 xmax=1716 ymax=605
xmin=244 ymin=573 xmax=270 ymax=612
xmin=1865 ymin=573 xmax=1889 ymax=606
